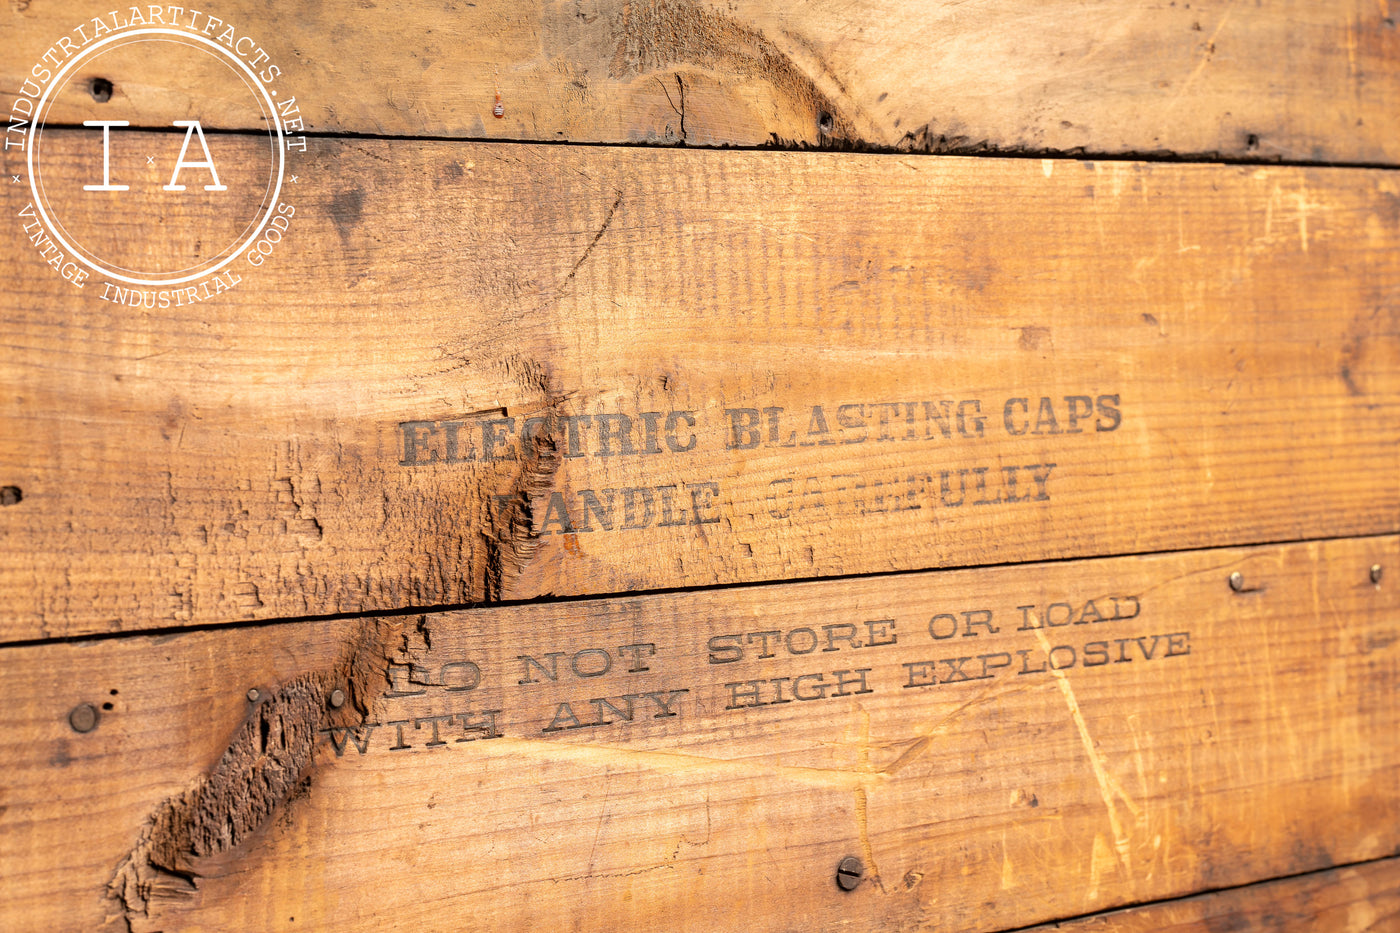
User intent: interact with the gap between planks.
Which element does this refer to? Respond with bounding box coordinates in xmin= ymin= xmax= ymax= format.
xmin=24 ymin=121 xmax=1400 ymax=173
xmin=994 ymin=850 xmax=1400 ymax=933
xmin=3 ymin=527 xmax=1393 ymax=652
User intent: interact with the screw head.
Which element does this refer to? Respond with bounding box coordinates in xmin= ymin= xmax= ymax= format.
xmin=329 ymin=688 xmax=346 ymax=709
xmin=836 ymin=856 xmax=864 ymax=891
xmin=246 ymin=687 xmax=261 ymax=703
xmin=1371 ymin=564 xmax=1383 ymax=584
xmin=1228 ymin=571 xmax=1244 ymax=592
xmin=68 ymin=703 xmax=99 ymax=734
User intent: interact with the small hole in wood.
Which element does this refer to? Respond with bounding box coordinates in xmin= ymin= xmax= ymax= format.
xmin=0 ymin=486 xmax=21 ymax=506
xmin=102 ymin=702 xmax=114 ymax=711
xmin=90 ymin=77 xmax=114 ymax=103
xmin=817 ymin=111 xmax=834 ymax=134
xmin=1245 ymin=133 xmax=1259 ymax=150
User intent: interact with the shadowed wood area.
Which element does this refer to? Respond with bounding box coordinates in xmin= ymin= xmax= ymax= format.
xmin=1023 ymin=856 xmax=1400 ymax=931
xmin=4 ymin=138 xmax=1398 ymax=641
xmin=2 ymin=1 xmax=1399 ymax=162
xmin=0 ymin=535 xmax=1394 ymax=932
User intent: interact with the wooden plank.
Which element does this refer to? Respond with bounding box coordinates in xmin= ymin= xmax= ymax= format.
xmin=1023 ymin=857 xmax=1400 ymax=932
xmin=0 ymin=535 xmax=1395 ymax=932
xmin=2 ymin=1 xmax=1399 ymax=163
xmin=4 ymin=140 xmax=1399 ymax=640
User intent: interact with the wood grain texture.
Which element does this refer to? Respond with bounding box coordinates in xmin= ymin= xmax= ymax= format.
xmin=1025 ymin=857 xmax=1400 ymax=932
xmin=0 ymin=535 xmax=1394 ymax=932
xmin=4 ymin=139 xmax=1399 ymax=639
xmin=2 ymin=0 xmax=1399 ymax=162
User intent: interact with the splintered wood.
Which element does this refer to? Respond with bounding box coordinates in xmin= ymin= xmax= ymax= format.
xmin=0 ymin=536 xmax=1394 ymax=932
xmin=4 ymin=142 xmax=1399 ymax=639
xmin=3 ymin=2 xmax=1399 ymax=930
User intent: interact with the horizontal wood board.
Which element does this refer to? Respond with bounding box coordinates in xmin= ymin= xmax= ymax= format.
xmin=4 ymin=140 xmax=1399 ymax=639
xmin=3 ymin=1 xmax=1400 ymax=162
xmin=4 ymin=5 xmax=1399 ymax=931
xmin=1024 ymin=856 xmax=1400 ymax=932
xmin=0 ymin=535 xmax=1396 ymax=932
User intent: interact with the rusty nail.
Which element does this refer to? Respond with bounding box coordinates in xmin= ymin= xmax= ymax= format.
xmin=246 ymin=687 xmax=261 ymax=703
xmin=329 ymin=688 xmax=346 ymax=709
xmin=1228 ymin=571 xmax=1244 ymax=592
xmin=836 ymin=856 xmax=864 ymax=891
xmin=68 ymin=703 xmax=99 ymax=734
xmin=1371 ymin=564 xmax=1383 ymax=584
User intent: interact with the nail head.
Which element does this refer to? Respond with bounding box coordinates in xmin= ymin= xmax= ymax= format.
xmin=68 ymin=703 xmax=99 ymax=733
xmin=1228 ymin=571 xmax=1244 ymax=592
xmin=246 ymin=688 xmax=261 ymax=703
xmin=329 ymin=688 xmax=346 ymax=709
xmin=1371 ymin=564 xmax=1383 ymax=584
xmin=836 ymin=856 xmax=864 ymax=891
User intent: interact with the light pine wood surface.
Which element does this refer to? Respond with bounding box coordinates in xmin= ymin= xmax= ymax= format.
xmin=4 ymin=138 xmax=1398 ymax=639
xmin=1023 ymin=856 xmax=1400 ymax=932
xmin=2 ymin=1 xmax=1399 ymax=161
xmin=0 ymin=535 xmax=1394 ymax=931
xmin=3 ymin=4 xmax=1398 ymax=929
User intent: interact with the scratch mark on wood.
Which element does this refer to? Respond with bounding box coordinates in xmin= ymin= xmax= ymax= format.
xmin=850 ymin=707 xmax=886 ymax=892
xmin=564 ymin=191 xmax=624 ymax=284
xmin=880 ymin=681 xmax=1035 ymax=777
xmin=1030 ymin=626 xmax=1138 ymax=876
xmin=1166 ymin=10 xmax=1232 ymax=113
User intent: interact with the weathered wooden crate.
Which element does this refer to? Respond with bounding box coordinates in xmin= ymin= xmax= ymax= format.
xmin=1 ymin=3 xmax=1397 ymax=931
